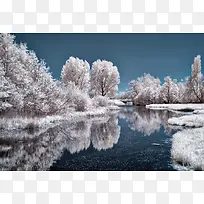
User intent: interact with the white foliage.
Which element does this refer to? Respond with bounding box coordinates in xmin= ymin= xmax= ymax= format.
xmin=60 ymin=83 xmax=92 ymax=112
xmin=0 ymin=33 xmax=63 ymax=115
xmin=160 ymin=76 xmax=179 ymax=103
xmin=90 ymin=59 xmax=120 ymax=98
xmin=186 ymin=55 xmax=204 ymax=102
xmin=128 ymin=73 xmax=161 ymax=105
xmin=92 ymin=95 xmax=109 ymax=107
xmin=61 ymin=56 xmax=90 ymax=92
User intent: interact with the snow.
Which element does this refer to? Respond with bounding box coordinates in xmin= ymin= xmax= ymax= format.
xmin=0 ymin=115 xmax=63 ymax=130
xmin=0 ymin=107 xmax=115 ymax=131
xmin=168 ymin=114 xmax=204 ymax=128
xmin=171 ymin=127 xmax=204 ymax=170
xmin=0 ymin=92 xmax=10 ymax=98
xmin=193 ymin=110 xmax=204 ymax=114
xmin=0 ymin=102 xmax=12 ymax=110
xmin=146 ymin=103 xmax=204 ymax=111
xmin=108 ymin=99 xmax=125 ymax=106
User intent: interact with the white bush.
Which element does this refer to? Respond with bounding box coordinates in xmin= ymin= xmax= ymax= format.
xmin=73 ymin=91 xmax=92 ymax=112
xmin=92 ymin=96 xmax=109 ymax=107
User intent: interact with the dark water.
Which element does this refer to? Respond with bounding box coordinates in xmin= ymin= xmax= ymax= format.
xmin=0 ymin=106 xmax=180 ymax=171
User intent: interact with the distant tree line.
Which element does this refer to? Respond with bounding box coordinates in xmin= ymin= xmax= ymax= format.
xmin=119 ymin=55 xmax=204 ymax=105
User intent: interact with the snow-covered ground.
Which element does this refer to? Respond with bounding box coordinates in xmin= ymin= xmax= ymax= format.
xmin=108 ymin=99 xmax=125 ymax=106
xmin=0 ymin=115 xmax=63 ymax=130
xmin=0 ymin=106 xmax=119 ymax=131
xmin=158 ymin=104 xmax=204 ymax=170
xmin=168 ymin=114 xmax=204 ymax=128
xmin=171 ymin=127 xmax=204 ymax=170
xmin=146 ymin=104 xmax=204 ymax=111
xmin=193 ymin=110 xmax=204 ymax=114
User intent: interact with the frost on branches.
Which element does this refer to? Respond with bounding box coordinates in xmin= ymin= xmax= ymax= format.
xmin=160 ymin=76 xmax=179 ymax=104
xmin=0 ymin=34 xmax=124 ymax=119
xmin=61 ymin=56 xmax=90 ymax=92
xmin=186 ymin=55 xmax=204 ymax=103
xmin=90 ymin=60 xmax=120 ymax=98
xmin=0 ymin=34 xmax=79 ymax=116
xmin=128 ymin=73 xmax=161 ymax=105
xmin=123 ymin=55 xmax=204 ymax=105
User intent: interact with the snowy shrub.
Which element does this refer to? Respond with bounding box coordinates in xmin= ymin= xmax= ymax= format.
xmin=59 ymin=83 xmax=92 ymax=112
xmin=73 ymin=92 xmax=92 ymax=112
xmin=92 ymin=95 xmax=109 ymax=107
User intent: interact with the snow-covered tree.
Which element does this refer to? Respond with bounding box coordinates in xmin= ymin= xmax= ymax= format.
xmin=128 ymin=73 xmax=161 ymax=105
xmin=0 ymin=33 xmax=67 ymax=116
xmin=0 ymin=75 xmax=21 ymax=112
xmin=90 ymin=60 xmax=120 ymax=98
xmin=186 ymin=55 xmax=204 ymax=102
xmin=177 ymin=80 xmax=188 ymax=103
xmin=61 ymin=56 xmax=90 ymax=92
xmin=160 ymin=76 xmax=179 ymax=104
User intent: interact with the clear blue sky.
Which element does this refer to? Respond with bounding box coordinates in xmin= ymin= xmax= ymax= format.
xmin=14 ymin=33 xmax=204 ymax=92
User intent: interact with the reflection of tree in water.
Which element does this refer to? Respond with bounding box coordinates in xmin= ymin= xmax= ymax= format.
xmin=0 ymin=115 xmax=121 ymax=170
xmin=66 ymin=121 xmax=91 ymax=154
xmin=91 ymin=115 xmax=121 ymax=151
xmin=119 ymin=106 xmax=176 ymax=136
xmin=0 ymin=123 xmax=73 ymax=170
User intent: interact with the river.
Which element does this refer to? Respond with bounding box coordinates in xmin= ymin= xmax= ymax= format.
xmin=0 ymin=106 xmax=182 ymax=171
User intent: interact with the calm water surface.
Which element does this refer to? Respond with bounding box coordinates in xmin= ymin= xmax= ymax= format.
xmin=0 ymin=106 xmax=181 ymax=171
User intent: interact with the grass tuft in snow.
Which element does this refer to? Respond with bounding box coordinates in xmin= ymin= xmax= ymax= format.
xmin=171 ymin=127 xmax=204 ymax=170
xmin=168 ymin=114 xmax=204 ymax=128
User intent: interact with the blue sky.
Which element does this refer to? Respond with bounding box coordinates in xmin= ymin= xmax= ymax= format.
xmin=15 ymin=33 xmax=204 ymax=92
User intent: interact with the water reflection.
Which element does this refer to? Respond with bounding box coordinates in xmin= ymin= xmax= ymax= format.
xmin=118 ymin=106 xmax=177 ymax=136
xmin=91 ymin=115 xmax=121 ymax=151
xmin=0 ymin=106 xmax=179 ymax=170
xmin=0 ymin=115 xmax=121 ymax=170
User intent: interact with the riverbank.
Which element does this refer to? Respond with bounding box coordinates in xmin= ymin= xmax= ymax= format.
xmin=145 ymin=104 xmax=204 ymax=170
xmin=0 ymin=105 xmax=121 ymax=131
xmin=146 ymin=103 xmax=204 ymax=112
xmin=171 ymin=127 xmax=204 ymax=170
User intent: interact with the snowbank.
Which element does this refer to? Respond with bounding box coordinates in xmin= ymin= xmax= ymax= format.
xmin=171 ymin=127 xmax=204 ymax=170
xmin=108 ymin=99 xmax=125 ymax=106
xmin=193 ymin=110 xmax=204 ymax=114
xmin=168 ymin=114 xmax=204 ymax=128
xmin=0 ymin=107 xmax=112 ymax=131
xmin=0 ymin=115 xmax=63 ymax=130
xmin=146 ymin=104 xmax=204 ymax=111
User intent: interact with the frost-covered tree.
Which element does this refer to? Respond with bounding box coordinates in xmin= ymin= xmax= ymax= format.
xmin=61 ymin=56 xmax=90 ymax=92
xmin=0 ymin=75 xmax=22 ymax=112
xmin=128 ymin=73 xmax=161 ymax=105
xmin=186 ymin=55 xmax=204 ymax=102
xmin=160 ymin=76 xmax=179 ymax=104
xmin=0 ymin=33 xmax=66 ymax=116
xmin=90 ymin=60 xmax=120 ymax=98
xmin=177 ymin=80 xmax=188 ymax=103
